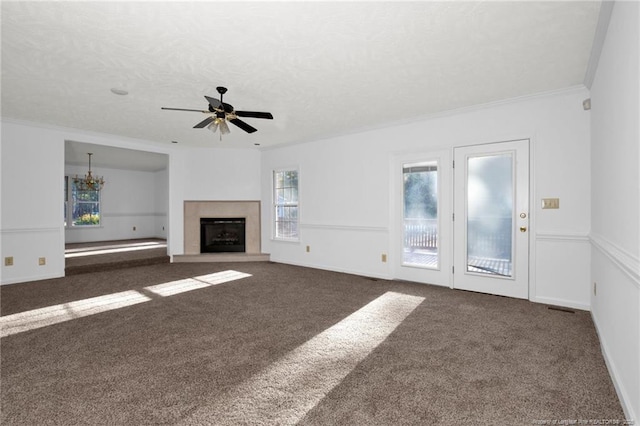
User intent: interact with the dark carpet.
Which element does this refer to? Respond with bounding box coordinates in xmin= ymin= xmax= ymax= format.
xmin=0 ymin=261 xmax=625 ymax=425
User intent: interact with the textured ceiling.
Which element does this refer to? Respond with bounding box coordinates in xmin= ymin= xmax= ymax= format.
xmin=2 ymin=1 xmax=601 ymax=149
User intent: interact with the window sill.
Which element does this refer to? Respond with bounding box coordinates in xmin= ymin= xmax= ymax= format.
xmin=271 ymin=238 xmax=300 ymax=244
xmin=65 ymin=226 xmax=104 ymax=230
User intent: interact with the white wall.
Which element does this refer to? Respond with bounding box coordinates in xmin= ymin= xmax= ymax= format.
xmin=0 ymin=124 xmax=2 ymax=284
xmin=262 ymin=87 xmax=592 ymax=308
xmin=0 ymin=119 xmax=174 ymax=284
xmin=154 ymin=168 xmax=169 ymax=239
xmin=261 ymin=133 xmax=391 ymax=278
xmin=590 ymin=1 xmax=639 ymax=421
xmin=182 ymin=148 xmax=261 ymax=202
xmin=1 ymin=119 xmax=262 ymax=282
xmin=168 ymin=147 xmax=262 ymax=258
xmin=1 ymin=121 xmax=66 ymax=284
xmin=64 ymin=164 xmax=167 ymax=243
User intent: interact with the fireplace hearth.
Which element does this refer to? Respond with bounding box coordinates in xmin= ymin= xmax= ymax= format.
xmin=200 ymin=218 xmax=246 ymax=253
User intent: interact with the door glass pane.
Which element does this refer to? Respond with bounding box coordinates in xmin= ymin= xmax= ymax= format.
xmin=466 ymin=154 xmax=513 ymax=277
xmin=402 ymin=161 xmax=438 ymax=268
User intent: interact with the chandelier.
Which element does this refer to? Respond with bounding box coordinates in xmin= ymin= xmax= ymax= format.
xmin=74 ymin=153 xmax=105 ymax=191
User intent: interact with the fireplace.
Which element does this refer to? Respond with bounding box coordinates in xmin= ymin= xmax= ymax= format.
xmin=200 ymin=218 xmax=246 ymax=253
xmin=183 ymin=201 xmax=261 ymax=256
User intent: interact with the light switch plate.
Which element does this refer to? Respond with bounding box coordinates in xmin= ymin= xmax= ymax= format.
xmin=541 ymin=198 xmax=560 ymax=209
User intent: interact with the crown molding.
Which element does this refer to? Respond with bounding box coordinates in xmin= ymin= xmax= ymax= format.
xmin=584 ymin=1 xmax=615 ymax=89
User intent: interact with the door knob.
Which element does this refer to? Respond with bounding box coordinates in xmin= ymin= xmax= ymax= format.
xmin=520 ymin=226 xmax=527 ymax=232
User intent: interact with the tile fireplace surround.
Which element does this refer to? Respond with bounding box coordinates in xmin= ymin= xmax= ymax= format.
xmin=175 ymin=200 xmax=269 ymax=262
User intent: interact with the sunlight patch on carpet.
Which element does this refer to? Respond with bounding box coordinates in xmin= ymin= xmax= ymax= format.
xmin=0 ymin=270 xmax=251 ymax=337
xmin=144 ymin=270 xmax=252 ymax=297
xmin=0 ymin=290 xmax=151 ymax=337
xmin=180 ymin=291 xmax=425 ymax=425
xmin=65 ymin=243 xmax=167 ymax=258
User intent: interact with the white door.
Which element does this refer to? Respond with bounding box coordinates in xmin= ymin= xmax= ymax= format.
xmin=453 ymin=140 xmax=529 ymax=299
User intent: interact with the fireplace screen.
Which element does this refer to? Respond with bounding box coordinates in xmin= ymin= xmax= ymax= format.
xmin=200 ymin=218 xmax=246 ymax=253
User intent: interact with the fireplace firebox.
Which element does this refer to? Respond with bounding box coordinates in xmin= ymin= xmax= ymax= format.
xmin=200 ymin=218 xmax=246 ymax=253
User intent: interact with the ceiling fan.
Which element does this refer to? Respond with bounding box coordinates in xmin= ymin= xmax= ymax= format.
xmin=161 ymin=86 xmax=273 ymax=136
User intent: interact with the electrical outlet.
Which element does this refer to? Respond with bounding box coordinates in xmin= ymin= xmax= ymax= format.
xmin=593 ymin=282 xmax=597 ymax=296
xmin=5 ymin=256 xmax=14 ymax=266
xmin=39 ymin=257 xmax=46 ymax=266
xmin=306 ymin=245 xmax=310 ymax=253
xmin=381 ymin=254 xmax=387 ymax=263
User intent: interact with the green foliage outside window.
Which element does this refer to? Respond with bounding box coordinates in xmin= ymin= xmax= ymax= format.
xmin=74 ymin=213 xmax=100 ymax=226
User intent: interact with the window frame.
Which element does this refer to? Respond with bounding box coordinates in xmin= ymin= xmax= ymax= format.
xmin=64 ymin=175 xmax=102 ymax=228
xmin=272 ymin=167 xmax=299 ymax=242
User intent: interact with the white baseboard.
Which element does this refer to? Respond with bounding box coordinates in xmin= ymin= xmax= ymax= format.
xmin=530 ymin=295 xmax=590 ymax=311
xmin=591 ymin=311 xmax=637 ymax=423
xmin=269 ymin=258 xmax=392 ymax=281
xmin=1 ymin=271 xmax=65 ymax=286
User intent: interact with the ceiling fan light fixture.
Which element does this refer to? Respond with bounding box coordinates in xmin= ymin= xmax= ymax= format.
xmin=207 ymin=118 xmax=230 ymax=136
xmin=219 ymin=119 xmax=230 ymax=135
xmin=207 ymin=119 xmax=220 ymax=134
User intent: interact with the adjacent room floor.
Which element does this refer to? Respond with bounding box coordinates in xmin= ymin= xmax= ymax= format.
xmin=64 ymin=238 xmax=169 ymax=275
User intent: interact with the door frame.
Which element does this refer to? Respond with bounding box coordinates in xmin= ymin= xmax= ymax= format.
xmin=452 ymin=139 xmax=530 ymax=299
xmin=391 ymin=138 xmax=534 ymax=301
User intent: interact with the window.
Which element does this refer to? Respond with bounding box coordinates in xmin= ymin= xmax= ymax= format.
xmin=402 ymin=161 xmax=438 ymax=268
xmin=273 ymin=169 xmax=298 ymax=240
xmin=64 ymin=176 xmax=101 ymax=227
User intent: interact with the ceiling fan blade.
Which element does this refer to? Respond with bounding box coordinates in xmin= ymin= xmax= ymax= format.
xmin=235 ymin=111 xmax=273 ymax=119
xmin=204 ymin=96 xmax=222 ymax=109
xmin=193 ymin=117 xmax=215 ymax=128
xmin=229 ymin=118 xmax=258 ymax=133
xmin=162 ymin=107 xmax=208 ymax=113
